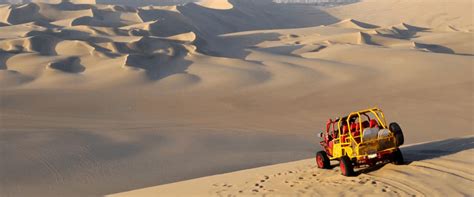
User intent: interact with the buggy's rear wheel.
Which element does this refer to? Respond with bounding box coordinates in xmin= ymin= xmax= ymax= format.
xmin=340 ymin=156 xmax=355 ymax=176
xmin=316 ymin=151 xmax=331 ymax=169
xmin=390 ymin=122 xmax=404 ymax=146
xmin=392 ymin=148 xmax=404 ymax=165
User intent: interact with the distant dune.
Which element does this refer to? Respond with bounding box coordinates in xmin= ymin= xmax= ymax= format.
xmin=0 ymin=0 xmax=199 ymax=6
xmin=0 ymin=0 xmax=472 ymax=196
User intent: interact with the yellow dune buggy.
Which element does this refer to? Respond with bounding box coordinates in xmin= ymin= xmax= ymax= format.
xmin=316 ymin=107 xmax=404 ymax=176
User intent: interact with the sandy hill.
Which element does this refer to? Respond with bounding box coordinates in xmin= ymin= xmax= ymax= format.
xmin=0 ymin=0 xmax=472 ymax=196
xmin=109 ymin=136 xmax=474 ymax=196
xmin=30 ymin=0 xmax=97 ymax=3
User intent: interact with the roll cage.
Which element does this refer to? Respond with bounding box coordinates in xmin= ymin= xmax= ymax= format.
xmin=326 ymin=108 xmax=388 ymax=142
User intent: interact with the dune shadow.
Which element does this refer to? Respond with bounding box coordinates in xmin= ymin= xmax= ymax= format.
xmin=7 ymin=3 xmax=42 ymax=25
xmin=350 ymin=19 xmax=380 ymax=29
xmin=0 ymin=51 xmax=16 ymax=70
xmin=413 ymin=42 xmax=474 ymax=56
xmin=198 ymin=32 xmax=282 ymax=58
xmin=414 ymin=42 xmax=456 ymax=54
xmin=124 ymin=48 xmax=193 ymax=80
xmin=20 ymin=33 xmax=61 ymax=56
xmin=401 ymin=136 xmax=474 ymax=162
xmin=391 ymin=24 xmax=430 ymax=39
xmin=49 ymin=56 xmax=86 ymax=73
xmin=360 ymin=32 xmax=382 ymax=46
xmin=138 ymin=9 xmax=195 ymax=37
xmin=373 ymin=23 xmax=430 ymax=40
xmin=357 ymin=136 xmax=474 ymax=175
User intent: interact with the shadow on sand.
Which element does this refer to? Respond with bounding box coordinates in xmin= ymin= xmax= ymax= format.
xmin=401 ymin=136 xmax=474 ymax=162
xmin=357 ymin=136 xmax=474 ymax=175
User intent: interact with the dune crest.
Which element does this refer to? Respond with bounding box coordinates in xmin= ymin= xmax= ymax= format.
xmin=195 ymin=0 xmax=233 ymax=10
xmin=330 ymin=18 xmax=380 ymax=29
xmin=31 ymin=0 xmax=97 ymax=4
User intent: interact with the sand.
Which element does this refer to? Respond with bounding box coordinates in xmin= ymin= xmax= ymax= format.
xmin=109 ymin=136 xmax=474 ymax=196
xmin=0 ymin=0 xmax=472 ymax=196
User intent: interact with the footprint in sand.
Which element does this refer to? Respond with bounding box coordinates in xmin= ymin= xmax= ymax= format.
xmin=289 ymin=34 xmax=299 ymax=38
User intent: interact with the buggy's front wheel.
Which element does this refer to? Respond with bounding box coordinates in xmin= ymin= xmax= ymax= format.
xmin=340 ymin=156 xmax=355 ymax=176
xmin=316 ymin=151 xmax=331 ymax=169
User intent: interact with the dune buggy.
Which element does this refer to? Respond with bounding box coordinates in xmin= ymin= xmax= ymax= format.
xmin=316 ymin=107 xmax=404 ymax=176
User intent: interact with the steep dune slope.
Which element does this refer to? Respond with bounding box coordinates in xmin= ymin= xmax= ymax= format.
xmin=108 ymin=136 xmax=474 ymax=197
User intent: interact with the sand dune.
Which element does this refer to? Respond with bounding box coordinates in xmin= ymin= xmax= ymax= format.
xmin=0 ymin=4 xmax=11 ymax=24
xmin=31 ymin=0 xmax=97 ymax=4
xmin=330 ymin=18 xmax=379 ymax=29
xmin=108 ymin=136 xmax=474 ymax=197
xmin=326 ymin=0 xmax=473 ymax=31
xmin=0 ymin=0 xmax=472 ymax=196
xmin=195 ymin=0 xmax=233 ymax=10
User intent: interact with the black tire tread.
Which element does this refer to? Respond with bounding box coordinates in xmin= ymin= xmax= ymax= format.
xmin=393 ymin=148 xmax=404 ymax=165
xmin=340 ymin=156 xmax=355 ymax=176
xmin=390 ymin=122 xmax=404 ymax=146
xmin=316 ymin=151 xmax=331 ymax=169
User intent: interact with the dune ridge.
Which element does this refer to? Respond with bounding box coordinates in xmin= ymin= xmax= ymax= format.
xmin=195 ymin=0 xmax=233 ymax=10
xmin=0 ymin=0 xmax=471 ymax=88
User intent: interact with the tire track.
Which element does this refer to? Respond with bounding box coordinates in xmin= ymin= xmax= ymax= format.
xmin=367 ymin=172 xmax=425 ymax=196
xmin=411 ymin=162 xmax=473 ymax=182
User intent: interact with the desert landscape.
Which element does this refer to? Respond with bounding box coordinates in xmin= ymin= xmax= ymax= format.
xmin=0 ymin=0 xmax=472 ymax=196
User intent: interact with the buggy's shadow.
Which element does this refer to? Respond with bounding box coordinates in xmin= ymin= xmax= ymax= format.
xmin=356 ymin=136 xmax=474 ymax=175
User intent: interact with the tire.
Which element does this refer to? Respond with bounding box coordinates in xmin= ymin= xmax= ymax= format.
xmin=389 ymin=122 xmax=404 ymax=146
xmin=392 ymin=148 xmax=404 ymax=165
xmin=316 ymin=151 xmax=331 ymax=169
xmin=339 ymin=156 xmax=355 ymax=176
